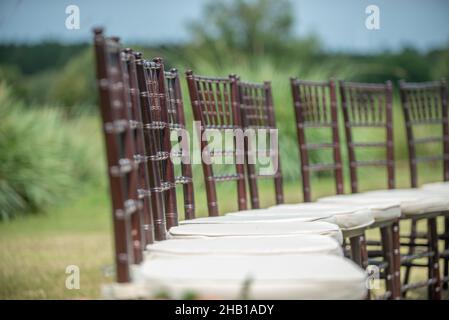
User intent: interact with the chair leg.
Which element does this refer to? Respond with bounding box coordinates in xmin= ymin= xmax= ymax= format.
xmin=392 ymin=221 xmax=402 ymax=299
xmin=350 ymin=236 xmax=362 ymax=267
xmin=402 ymin=219 xmax=417 ymax=298
xmin=350 ymin=233 xmax=368 ymax=268
xmin=350 ymin=233 xmax=369 ymax=299
xmin=428 ymin=217 xmax=442 ymax=300
xmin=443 ymin=216 xmax=449 ymax=290
xmin=360 ymin=234 xmax=369 ymax=270
xmin=381 ymin=226 xmax=395 ymax=299
xmin=342 ymin=238 xmax=351 ymax=258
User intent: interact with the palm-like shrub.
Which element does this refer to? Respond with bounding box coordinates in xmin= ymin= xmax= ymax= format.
xmin=0 ymin=82 xmax=102 ymax=220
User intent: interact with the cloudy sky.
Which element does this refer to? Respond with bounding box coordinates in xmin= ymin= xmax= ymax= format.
xmin=0 ymin=0 xmax=448 ymax=52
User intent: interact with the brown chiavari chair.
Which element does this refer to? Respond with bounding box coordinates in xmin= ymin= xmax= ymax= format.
xmin=124 ymin=53 xmax=200 ymax=236
xmin=130 ymin=55 xmax=198 ymax=227
xmin=185 ymin=71 xmax=247 ymax=216
xmin=133 ymin=54 xmax=176 ymax=237
xmin=290 ymin=78 xmax=375 ymax=281
xmin=165 ymin=68 xmax=196 ymax=220
xmin=238 ymin=80 xmax=284 ymax=208
xmin=399 ymin=79 xmax=449 ymax=294
xmin=122 ymin=48 xmax=154 ymax=248
xmin=339 ymin=80 xmax=402 ymax=299
xmin=290 ymin=78 xmax=344 ymax=203
xmin=135 ymin=61 xmax=195 ymax=223
xmin=93 ymin=29 xmax=148 ymax=282
xmin=339 ymin=81 xmax=395 ymax=193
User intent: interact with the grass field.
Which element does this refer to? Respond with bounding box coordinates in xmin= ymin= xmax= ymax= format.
xmin=0 ymin=163 xmax=448 ymax=299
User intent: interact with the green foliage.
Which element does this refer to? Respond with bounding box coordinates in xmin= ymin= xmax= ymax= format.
xmin=0 ymin=83 xmax=102 ymax=220
xmin=343 ymin=47 xmax=434 ymax=83
xmin=47 ymin=48 xmax=96 ymax=110
xmin=0 ymin=46 xmax=96 ymax=111
xmin=0 ymin=41 xmax=86 ymax=74
xmin=431 ymin=45 xmax=449 ymax=81
xmin=189 ymin=0 xmax=294 ymax=57
xmin=0 ymin=64 xmax=27 ymax=98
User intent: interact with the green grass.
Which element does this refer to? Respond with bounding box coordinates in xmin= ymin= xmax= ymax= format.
xmin=0 ymin=187 xmax=113 ymax=299
xmin=1 ymin=165 xmax=449 ymax=299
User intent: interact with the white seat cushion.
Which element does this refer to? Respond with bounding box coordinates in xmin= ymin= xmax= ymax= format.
xmin=421 ymin=181 xmax=449 ymax=194
xmin=272 ymin=202 xmax=397 ymax=223
xmin=135 ymin=254 xmax=367 ymax=299
xmin=180 ymin=211 xmax=338 ymax=226
xmin=363 ymin=189 xmax=449 ymax=216
xmin=146 ymin=234 xmax=343 ymax=257
xmin=169 ymin=220 xmax=343 ymax=244
xmin=223 ymin=205 xmax=374 ymax=231
xmin=320 ymin=189 xmax=449 ymax=217
xmin=313 ymin=197 xmax=401 ymax=221
xmin=270 ymin=203 xmax=376 ymax=229
xmin=226 ymin=208 xmax=335 ymax=220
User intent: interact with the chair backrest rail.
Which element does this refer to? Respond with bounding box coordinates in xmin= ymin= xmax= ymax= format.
xmin=238 ymin=79 xmax=284 ymax=208
xmin=339 ymin=80 xmax=394 ymax=193
xmin=290 ymin=78 xmax=343 ymax=202
xmin=186 ymin=71 xmax=247 ymax=215
xmin=399 ymin=78 xmax=449 ymax=186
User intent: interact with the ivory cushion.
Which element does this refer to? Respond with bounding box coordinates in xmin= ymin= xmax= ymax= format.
xmin=169 ymin=220 xmax=343 ymax=244
xmin=226 ymin=208 xmax=335 ymax=220
xmin=363 ymin=189 xmax=449 ymax=216
xmin=313 ymin=197 xmax=402 ymax=221
xmin=135 ymin=254 xmax=367 ymax=299
xmin=180 ymin=211 xmax=338 ymax=226
xmin=223 ymin=205 xmax=374 ymax=231
xmin=319 ymin=189 xmax=449 ymax=217
xmin=270 ymin=203 xmax=376 ymax=229
xmin=146 ymin=234 xmax=343 ymax=257
xmin=421 ymin=181 xmax=449 ymax=194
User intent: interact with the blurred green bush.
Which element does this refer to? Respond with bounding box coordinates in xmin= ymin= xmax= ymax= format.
xmin=0 ymin=82 xmax=103 ymax=220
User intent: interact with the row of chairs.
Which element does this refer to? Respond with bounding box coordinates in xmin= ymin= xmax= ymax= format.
xmin=292 ymin=78 xmax=448 ymax=299
xmin=93 ymin=29 xmax=448 ymax=299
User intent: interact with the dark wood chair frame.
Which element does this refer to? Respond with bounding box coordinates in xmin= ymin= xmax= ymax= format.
xmin=122 ymin=48 xmax=155 ymax=248
xmin=290 ymin=78 xmax=344 ymax=203
xmin=290 ymin=78 xmax=385 ymax=295
xmin=94 ymin=29 xmax=151 ymax=282
xmin=185 ymin=71 xmax=247 ymax=216
xmin=290 ymin=78 xmax=401 ymax=299
xmin=339 ymin=80 xmax=402 ymax=299
xmin=131 ymin=53 xmax=197 ymax=229
xmin=399 ymin=79 xmax=448 ymax=297
xmin=164 ymin=68 xmax=196 ymax=220
xmin=237 ymin=79 xmax=284 ymax=208
xmin=94 ymin=30 xmax=198 ymax=283
xmin=133 ymin=55 xmax=176 ymax=237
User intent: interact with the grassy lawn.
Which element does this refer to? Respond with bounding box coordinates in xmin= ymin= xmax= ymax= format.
xmin=0 ymin=162 xmax=448 ymax=299
xmin=0 ymin=188 xmax=114 ymax=299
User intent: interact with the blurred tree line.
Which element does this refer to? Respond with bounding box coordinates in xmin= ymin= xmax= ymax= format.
xmin=0 ymin=0 xmax=448 ymax=111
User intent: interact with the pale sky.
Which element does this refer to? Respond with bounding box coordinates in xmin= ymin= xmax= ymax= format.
xmin=0 ymin=0 xmax=448 ymax=53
